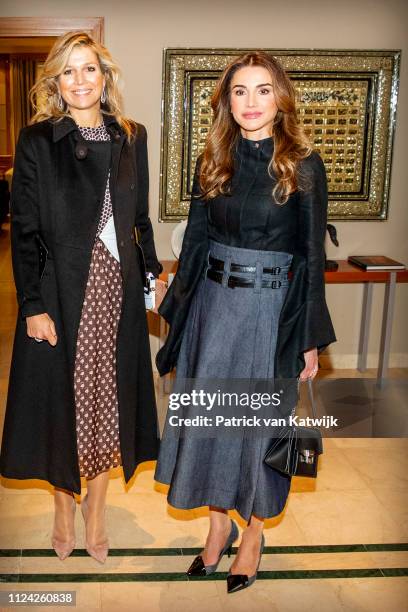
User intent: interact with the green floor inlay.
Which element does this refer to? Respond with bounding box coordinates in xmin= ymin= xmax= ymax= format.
xmin=1 ymin=568 xmax=408 ymax=583
xmin=1 ymin=543 xmax=407 ymax=558
xmin=1 ymin=544 xmax=407 ymax=583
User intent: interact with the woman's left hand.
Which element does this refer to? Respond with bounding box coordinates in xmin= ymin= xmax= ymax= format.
xmin=299 ymin=347 xmax=319 ymax=381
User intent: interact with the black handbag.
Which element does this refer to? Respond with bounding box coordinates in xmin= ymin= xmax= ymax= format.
xmin=264 ymin=379 xmax=323 ymax=478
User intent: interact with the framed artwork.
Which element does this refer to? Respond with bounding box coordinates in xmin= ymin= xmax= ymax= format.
xmin=159 ymin=48 xmax=400 ymax=221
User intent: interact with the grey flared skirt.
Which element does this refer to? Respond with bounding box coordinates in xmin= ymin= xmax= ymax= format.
xmin=155 ymin=240 xmax=294 ymax=521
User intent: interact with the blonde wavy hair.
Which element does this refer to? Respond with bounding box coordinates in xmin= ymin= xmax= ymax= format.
xmin=30 ymin=31 xmax=136 ymax=140
xmin=199 ymin=51 xmax=314 ymax=204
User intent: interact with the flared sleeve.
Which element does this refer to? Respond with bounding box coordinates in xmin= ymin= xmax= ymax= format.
xmin=134 ymin=124 xmax=163 ymax=278
xmin=156 ymin=159 xmax=208 ymax=375
xmin=11 ymin=127 xmax=46 ymax=319
xmin=275 ymin=152 xmax=336 ymax=378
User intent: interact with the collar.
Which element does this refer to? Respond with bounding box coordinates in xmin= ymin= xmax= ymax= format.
xmin=236 ymin=133 xmax=274 ymax=158
xmin=52 ymin=113 xmax=122 ymax=142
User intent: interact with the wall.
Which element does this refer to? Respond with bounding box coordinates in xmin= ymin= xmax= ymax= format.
xmin=1 ymin=0 xmax=407 ymax=369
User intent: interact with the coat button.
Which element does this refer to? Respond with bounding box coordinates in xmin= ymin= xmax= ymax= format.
xmin=130 ymin=234 xmax=135 ymax=241
xmin=130 ymin=183 xmax=135 ymax=190
xmin=120 ymin=240 xmax=124 ymax=247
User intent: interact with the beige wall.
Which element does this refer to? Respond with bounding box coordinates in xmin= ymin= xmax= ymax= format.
xmin=1 ymin=0 xmax=407 ymax=369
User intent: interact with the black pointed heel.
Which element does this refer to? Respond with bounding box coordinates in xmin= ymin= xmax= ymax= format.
xmin=227 ymin=533 xmax=265 ymax=593
xmin=187 ymin=519 xmax=239 ymax=576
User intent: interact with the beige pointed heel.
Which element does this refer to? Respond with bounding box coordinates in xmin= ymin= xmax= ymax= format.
xmin=81 ymin=494 xmax=109 ymax=564
xmin=51 ymin=496 xmax=76 ymax=561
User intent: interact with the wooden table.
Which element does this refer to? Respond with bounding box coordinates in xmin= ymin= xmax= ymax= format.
xmin=325 ymin=261 xmax=407 ymax=382
xmin=158 ymin=259 xmax=408 ymax=383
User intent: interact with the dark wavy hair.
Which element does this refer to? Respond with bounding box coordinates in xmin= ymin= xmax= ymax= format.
xmin=199 ymin=51 xmax=313 ymax=204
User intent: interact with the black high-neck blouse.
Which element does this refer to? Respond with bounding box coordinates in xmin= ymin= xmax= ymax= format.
xmin=207 ymin=135 xmax=297 ymax=252
xmin=157 ymin=134 xmax=337 ymax=378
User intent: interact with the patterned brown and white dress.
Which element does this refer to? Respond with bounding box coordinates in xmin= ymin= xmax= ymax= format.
xmin=74 ymin=124 xmax=123 ymax=479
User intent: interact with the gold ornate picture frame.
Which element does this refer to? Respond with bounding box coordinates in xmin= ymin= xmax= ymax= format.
xmin=159 ymin=48 xmax=400 ymax=222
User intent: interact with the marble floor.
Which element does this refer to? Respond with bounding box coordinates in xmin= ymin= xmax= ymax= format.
xmin=0 ymin=222 xmax=407 ymax=611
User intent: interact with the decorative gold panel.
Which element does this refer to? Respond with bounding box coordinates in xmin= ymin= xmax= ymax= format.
xmin=159 ymin=49 xmax=400 ymax=221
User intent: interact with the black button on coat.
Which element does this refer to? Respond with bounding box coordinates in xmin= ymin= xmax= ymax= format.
xmin=0 ymin=116 xmax=162 ymax=493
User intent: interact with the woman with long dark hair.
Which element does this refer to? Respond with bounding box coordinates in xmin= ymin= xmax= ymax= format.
xmin=0 ymin=31 xmax=163 ymax=563
xmin=155 ymin=52 xmax=336 ymax=592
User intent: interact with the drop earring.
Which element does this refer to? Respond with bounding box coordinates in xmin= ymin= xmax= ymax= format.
xmin=57 ymin=93 xmax=64 ymax=110
xmin=101 ymin=86 xmax=106 ymax=104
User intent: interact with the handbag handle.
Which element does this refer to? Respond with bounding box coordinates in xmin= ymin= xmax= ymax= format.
xmin=307 ymin=378 xmax=317 ymax=419
xmin=293 ymin=377 xmax=318 ymax=419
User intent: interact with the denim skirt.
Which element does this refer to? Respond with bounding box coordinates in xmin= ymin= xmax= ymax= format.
xmin=155 ymin=240 xmax=294 ymax=521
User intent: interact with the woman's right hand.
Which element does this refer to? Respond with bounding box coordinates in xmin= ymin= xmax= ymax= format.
xmin=26 ymin=313 xmax=58 ymax=346
xmin=153 ymin=279 xmax=168 ymax=314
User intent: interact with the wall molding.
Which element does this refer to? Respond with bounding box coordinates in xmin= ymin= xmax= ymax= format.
xmin=0 ymin=17 xmax=104 ymax=42
xmin=319 ymin=353 xmax=408 ymax=370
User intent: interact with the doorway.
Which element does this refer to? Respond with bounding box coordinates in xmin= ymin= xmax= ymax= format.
xmin=0 ymin=15 xmax=104 ymax=220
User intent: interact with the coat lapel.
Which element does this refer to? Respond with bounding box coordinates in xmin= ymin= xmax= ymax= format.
xmin=53 ymin=116 xmax=124 ymax=252
xmin=54 ymin=133 xmax=110 ymax=250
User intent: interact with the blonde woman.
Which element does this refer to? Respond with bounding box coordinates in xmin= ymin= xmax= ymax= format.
xmin=0 ymin=31 xmax=163 ymax=563
xmin=155 ymin=52 xmax=336 ymax=592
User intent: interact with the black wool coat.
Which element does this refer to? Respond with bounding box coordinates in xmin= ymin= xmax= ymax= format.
xmin=0 ymin=115 xmax=162 ymax=493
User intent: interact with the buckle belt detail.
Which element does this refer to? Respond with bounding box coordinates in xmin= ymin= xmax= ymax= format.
xmin=208 ymin=255 xmax=281 ymax=275
xmin=206 ymin=268 xmax=282 ymax=289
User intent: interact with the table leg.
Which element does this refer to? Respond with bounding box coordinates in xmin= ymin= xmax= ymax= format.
xmin=377 ymin=271 xmax=397 ymax=383
xmin=358 ymin=282 xmax=373 ymax=372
